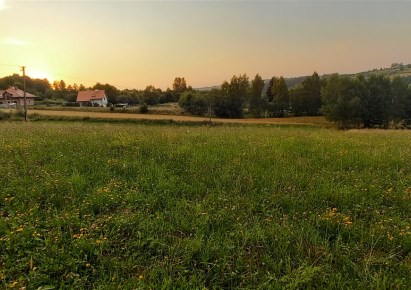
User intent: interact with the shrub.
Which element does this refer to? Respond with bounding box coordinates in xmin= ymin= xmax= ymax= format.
xmin=139 ymin=103 xmax=148 ymax=113
xmin=0 ymin=110 xmax=11 ymax=120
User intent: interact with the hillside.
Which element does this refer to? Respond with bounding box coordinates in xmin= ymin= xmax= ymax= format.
xmin=196 ymin=63 xmax=411 ymax=92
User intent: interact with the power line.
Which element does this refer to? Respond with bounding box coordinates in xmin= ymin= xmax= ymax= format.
xmin=0 ymin=63 xmax=21 ymax=68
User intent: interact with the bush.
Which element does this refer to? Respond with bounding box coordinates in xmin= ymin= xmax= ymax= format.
xmin=64 ymin=102 xmax=80 ymax=107
xmin=0 ymin=110 xmax=11 ymax=120
xmin=109 ymin=105 xmax=115 ymax=112
xmin=139 ymin=104 xmax=148 ymax=114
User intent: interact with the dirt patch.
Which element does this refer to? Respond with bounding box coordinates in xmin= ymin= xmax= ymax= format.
xmin=29 ymin=109 xmax=332 ymax=127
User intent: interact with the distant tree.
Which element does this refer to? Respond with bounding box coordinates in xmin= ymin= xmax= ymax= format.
xmin=142 ymin=85 xmax=161 ymax=106
xmin=93 ymin=83 xmax=120 ymax=104
xmin=301 ymin=72 xmax=323 ymax=116
xmin=59 ymin=80 xmax=66 ymax=91
xmin=213 ymin=75 xmax=249 ymax=118
xmin=361 ymin=75 xmax=391 ymax=128
xmin=270 ymin=76 xmax=289 ymax=117
xmin=390 ymin=76 xmax=411 ymax=125
xmin=249 ymin=74 xmax=265 ymax=117
xmin=321 ymin=74 xmax=363 ymax=129
xmin=173 ymin=77 xmax=187 ymax=93
xmin=289 ymin=72 xmax=324 ymax=116
xmin=289 ymin=86 xmax=305 ymax=116
xmin=178 ymin=91 xmax=208 ymax=115
xmin=266 ymin=77 xmax=276 ymax=102
xmin=159 ymin=88 xmax=175 ymax=103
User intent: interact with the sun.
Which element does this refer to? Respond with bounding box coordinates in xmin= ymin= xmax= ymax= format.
xmin=0 ymin=0 xmax=5 ymax=10
xmin=27 ymin=69 xmax=54 ymax=82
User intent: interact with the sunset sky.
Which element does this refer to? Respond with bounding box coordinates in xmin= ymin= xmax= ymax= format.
xmin=1 ymin=0 xmax=410 ymax=90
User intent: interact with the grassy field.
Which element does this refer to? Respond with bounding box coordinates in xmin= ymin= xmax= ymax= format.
xmin=1 ymin=122 xmax=411 ymax=289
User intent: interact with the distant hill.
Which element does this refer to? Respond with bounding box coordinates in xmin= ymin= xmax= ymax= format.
xmin=196 ymin=63 xmax=411 ymax=92
xmin=346 ymin=63 xmax=411 ymax=83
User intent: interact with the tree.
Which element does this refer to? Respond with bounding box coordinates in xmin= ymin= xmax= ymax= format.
xmin=212 ymin=75 xmax=249 ymax=118
xmin=301 ymin=72 xmax=323 ymax=116
xmin=390 ymin=76 xmax=411 ymax=125
xmin=142 ymin=85 xmax=161 ymax=106
xmin=266 ymin=77 xmax=276 ymax=102
xmin=289 ymin=86 xmax=306 ymax=116
xmin=93 ymin=83 xmax=119 ymax=104
xmin=361 ymin=75 xmax=391 ymax=128
xmin=178 ymin=91 xmax=208 ymax=115
xmin=270 ymin=76 xmax=289 ymax=117
xmin=173 ymin=77 xmax=187 ymax=94
xmin=321 ymin=74 xmax=363 ymax=129
xmin=249 ymin=74 xmax=265 ymax=117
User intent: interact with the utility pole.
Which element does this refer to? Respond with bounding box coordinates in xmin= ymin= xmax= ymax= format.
xmin=21 ymin=66 xmax=27 ymax=122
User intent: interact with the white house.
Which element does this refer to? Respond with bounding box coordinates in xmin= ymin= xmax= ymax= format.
xmin=76 ymin=90 xmax=109 ymax=107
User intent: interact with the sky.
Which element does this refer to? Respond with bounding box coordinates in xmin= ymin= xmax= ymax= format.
xmin=1 ymin=0 xmax=411 ymax=90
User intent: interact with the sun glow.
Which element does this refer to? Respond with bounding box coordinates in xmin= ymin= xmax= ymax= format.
xmin=0 ymin=0 xmax=6 ymax=11
xmin=27 ymin=69 xmax=54 ymax=82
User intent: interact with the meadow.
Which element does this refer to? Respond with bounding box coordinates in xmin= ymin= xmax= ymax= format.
xmin=0 ymin=121 xmax=410 ymax=289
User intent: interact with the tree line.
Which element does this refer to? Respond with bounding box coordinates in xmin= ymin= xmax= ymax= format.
xmin=1 ymin=71 xmax=410 ymax=129
xmin=0 ymin=74 xmax=191 ymax=106
xmin=179 ymin=73 xmax=411 ymax=128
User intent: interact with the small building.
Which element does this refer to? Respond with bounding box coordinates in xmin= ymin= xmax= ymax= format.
xmin=76 ymin=90 xmax=109 ymax=107
xmin=0 ymin=86 xmax=36 ymax=108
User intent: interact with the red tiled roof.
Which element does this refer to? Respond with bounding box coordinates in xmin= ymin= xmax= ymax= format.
xmin=76 ymin=90 xmax=107 ymax=102
xmin=0 ymin=87 xmax=36 ymax=99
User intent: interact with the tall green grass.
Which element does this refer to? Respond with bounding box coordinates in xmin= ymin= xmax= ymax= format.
xmin=1 ymin=122 xmax=410 ymax=289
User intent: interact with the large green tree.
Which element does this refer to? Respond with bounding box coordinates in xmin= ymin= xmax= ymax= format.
xmin=249 ymin=74 xmax=266 ymax=117
xmin=269 ymin=76 xmax=289 ymax=117
xmin=289 ymin=72 xmax=323 ymax=116
xmin=142 ymin=85 xmax=162 ymax=106
xmin=321 ymin=74 xmax=363 ymax=129
xmin=213 ymin=75 xmax=249 ymax=118
xmin=390 ymin=76 xmax=411 ymax=126
xmin=361 ymin=75 xmax=391 ymax=128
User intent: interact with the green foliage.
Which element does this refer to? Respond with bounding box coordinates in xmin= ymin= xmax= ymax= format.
xmin=268 ymin=76 xmax=289 ymax=117
xmin=173 ymin=77 xmax=187 ymax=94
xmin=321 ymin=74 xmax=404 ymax=129
xmin=178 ymin=91 xmax=208 ymax=116
xmin=1 ymin=123 xmax=411 ymax=288
xmin=266 ymin=77 xmax=276 ymax=102
xmin=249 ymin=74 xmax=266 ymax=117
xmin=321 ymin=74 xmax=364 ymax=129
xmin=0 ymin=110 xmax=11 ymax=120
xmin=290 ymin=72 xmax=323 ymax=116
xmin=92 ymin=83 xmax=119 ymax=104
xmin=139 ymin=103 xmax=148 ymax=113
xmin=142 ymin=85 xmax=161 ymax=106
xmin=213 ymin=75 xmax=249 ymax=118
